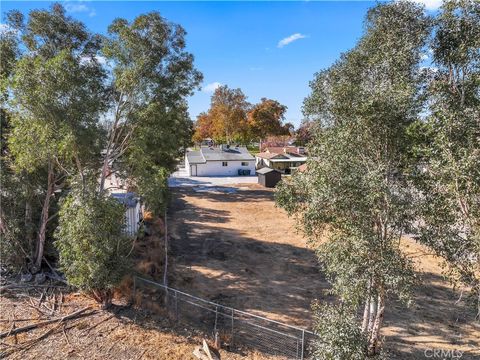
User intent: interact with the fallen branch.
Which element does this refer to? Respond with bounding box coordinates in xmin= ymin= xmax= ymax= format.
xmin=0 ymin=306 xmax=92 ymax=339
xmin=80 ymin=314 xmax=115 ymax=336
xmin=0 ymin=318 xmax=45 ymax=323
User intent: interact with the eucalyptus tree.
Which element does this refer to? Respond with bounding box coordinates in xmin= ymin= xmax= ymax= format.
xmin=99 ymin=12 xmax=202 ymax=214
xmin=0 ymin=21 xmax=26 ymax=268
xmin=5 ymin=4 xmax=106 ymax=271
xmin=276 ymin=2 xmax=430 ymax=357
xmin=54 ymin=13 xmax=201 ymax=305
xmin=413 ymin=0 xmax=480 ymax=319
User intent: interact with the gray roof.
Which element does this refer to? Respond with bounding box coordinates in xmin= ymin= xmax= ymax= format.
xmin=186 ymin=150 xmax=206 ymax=164
xmin=199 ymin=146 xmax=255 ymax=162
xmin=256 ymin=167 xmax=281 ymax=175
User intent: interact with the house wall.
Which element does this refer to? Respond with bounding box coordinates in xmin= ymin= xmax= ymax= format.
xmin=196 ymin=160 xmax=255 ymax=176
xmin=185 ymin=154 xmax=191 ymax=176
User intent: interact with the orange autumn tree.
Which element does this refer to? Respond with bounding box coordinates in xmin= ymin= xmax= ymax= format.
xmin=247 ymin=98 xmax=288 ymax=142
xmin=193 ymin=89 xmax=292 ymax=146
xmin=192 ymin=112 xmax=214 ymax=143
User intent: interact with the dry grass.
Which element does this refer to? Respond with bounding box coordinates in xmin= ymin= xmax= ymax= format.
xmin=1 ymin=183 xmax=478 ymax=359
xmin=168 ymin=184 xmax=480 ymax=359
xmin=0 ymin=290 xmax=276 ymax=360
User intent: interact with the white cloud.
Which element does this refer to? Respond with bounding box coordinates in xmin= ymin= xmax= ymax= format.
xmin=65 ymin=2 xmax=96 ymax=17
xmin=420 ymin=53 xmax=429 ymax=61
xmin=65 ymin=4 xmax=88 ymax=13
xmin=411 ymin=0 xmax=443 ymax=10
xmin=202 ymin=82 xmax=222 ymax=93
xmin=277 ymin=33 xmax=307 ymax=48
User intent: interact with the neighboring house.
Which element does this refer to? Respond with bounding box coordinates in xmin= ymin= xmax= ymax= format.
xmin=260 ymin=136 xmax=296 ymax=151
xmin=185 ymin=145 xmax=256 ymax=176
xmin=297 ymin=163 xmax=308 ymax=172
xmin=255 ymin=146 xmax=307 ymax=174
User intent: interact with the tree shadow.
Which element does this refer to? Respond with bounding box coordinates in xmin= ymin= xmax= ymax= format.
xmin=383 ymin=271 xmax=480 ymax=359
xmin=133 ymin=186 xmax=480 ymax=358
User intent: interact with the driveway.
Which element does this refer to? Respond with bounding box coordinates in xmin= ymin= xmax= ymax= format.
xmin=168 ymin=166 xmax=258 ymax=188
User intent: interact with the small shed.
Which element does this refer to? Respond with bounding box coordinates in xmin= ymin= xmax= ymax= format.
xmin=111 ymin=192 xmax=142 ymax=237
xmin=257 ymin=167 xmax=282 ymax=188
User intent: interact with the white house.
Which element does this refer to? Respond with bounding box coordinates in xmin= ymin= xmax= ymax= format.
xmin=185 ymin=145 xmax=256 ymax=176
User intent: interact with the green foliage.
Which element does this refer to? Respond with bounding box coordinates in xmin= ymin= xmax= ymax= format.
xmin=413 ymin=0 xmax=480 ymax=317
xmin=100 ymin=11 xmax=201 ymax=214
xmin=312 ymin=303 xmax=373 ymax=360
xmin=277 ymin=1 xmax=430 ymax=356
xmin=3 ymin=3 xmax=107 ymax=270
xmin=55 ymin=184 xmax=130 ymax=303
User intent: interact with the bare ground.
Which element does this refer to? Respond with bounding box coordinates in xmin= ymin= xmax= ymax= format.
xmin=0 ymin=287 xmax=275 ymax=360
xmin=168 ymin=184 xmax=480 ymax=359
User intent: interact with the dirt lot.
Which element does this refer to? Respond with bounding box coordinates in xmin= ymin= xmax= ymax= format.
xmin=168 ymin=183 xmax=480 ymax=359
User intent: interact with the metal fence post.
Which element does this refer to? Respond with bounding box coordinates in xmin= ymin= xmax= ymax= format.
xmin=214 ymin=306 xmax=218 ymax=334
xmin=231 ymin=308 xmax=235 ymax=347
xmin=300 ymin=329 xmax=305 ymax=360
xmin=174 ymin=290 xmax=178 ymax=321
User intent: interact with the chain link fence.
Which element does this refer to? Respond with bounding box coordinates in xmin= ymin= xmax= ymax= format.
xmin=133 ymin=276 xmax=317 ymax=359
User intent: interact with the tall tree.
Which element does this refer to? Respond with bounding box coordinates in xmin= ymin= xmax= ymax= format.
xmin=192 ymin=112 xmax=214 ymax=143
xmin=294 ymin=119 xmax=315 ymax=146
xmin=276 ymin=2 xmax=430 ymax=357
xmin=208 ymin=85 xmax=250 ymax=144
xmin=54 ymin=11 xmax=201 ymax=305
xmin=413 ymin=0 xmax=480 ymax=319
xmin=247 ymin=98 xmax=288 ymax=141
xmin=99 ymin=12 xmax=202 ymax=214
xmin=5 ymin=4 xmax=106 ymax=271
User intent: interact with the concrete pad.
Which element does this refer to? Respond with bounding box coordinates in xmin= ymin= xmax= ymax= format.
xmin=169 ymin=167 xmax=258 ymax=188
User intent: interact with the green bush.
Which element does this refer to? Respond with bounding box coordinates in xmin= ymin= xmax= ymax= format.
xmin=55 ymin=187 xmax=131 ymax=307
xmin=312 ymin=303 xmax=377 ymax=360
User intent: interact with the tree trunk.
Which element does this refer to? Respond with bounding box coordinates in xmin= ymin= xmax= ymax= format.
xmin=33 ymin=160 xmax=55 ymax=271
xmin=367 ymin=295 xmax=377 ymax=333
xmin=368 ymin=288 xmax=385 ymax=356
xmin=362 ymin=296 xmax=370 ymax=333
xmin=362 ymin=280 xmax=372 ymax=333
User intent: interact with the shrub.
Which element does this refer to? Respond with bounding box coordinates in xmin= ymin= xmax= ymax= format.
xmin=312 ymin=302 xmax=379 ymax=360
xmin=55 ymin=187 xmax=131 ymax=308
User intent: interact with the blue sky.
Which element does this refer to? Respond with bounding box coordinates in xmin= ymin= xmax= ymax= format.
xmin=1 ymin=1 xmax=441 ymax=127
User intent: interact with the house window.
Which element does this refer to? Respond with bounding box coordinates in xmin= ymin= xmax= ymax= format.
xmin=222 ymin=162 xmax=228 ymax=167
xmin=241 ymin=162 xmax=249 ymax=166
